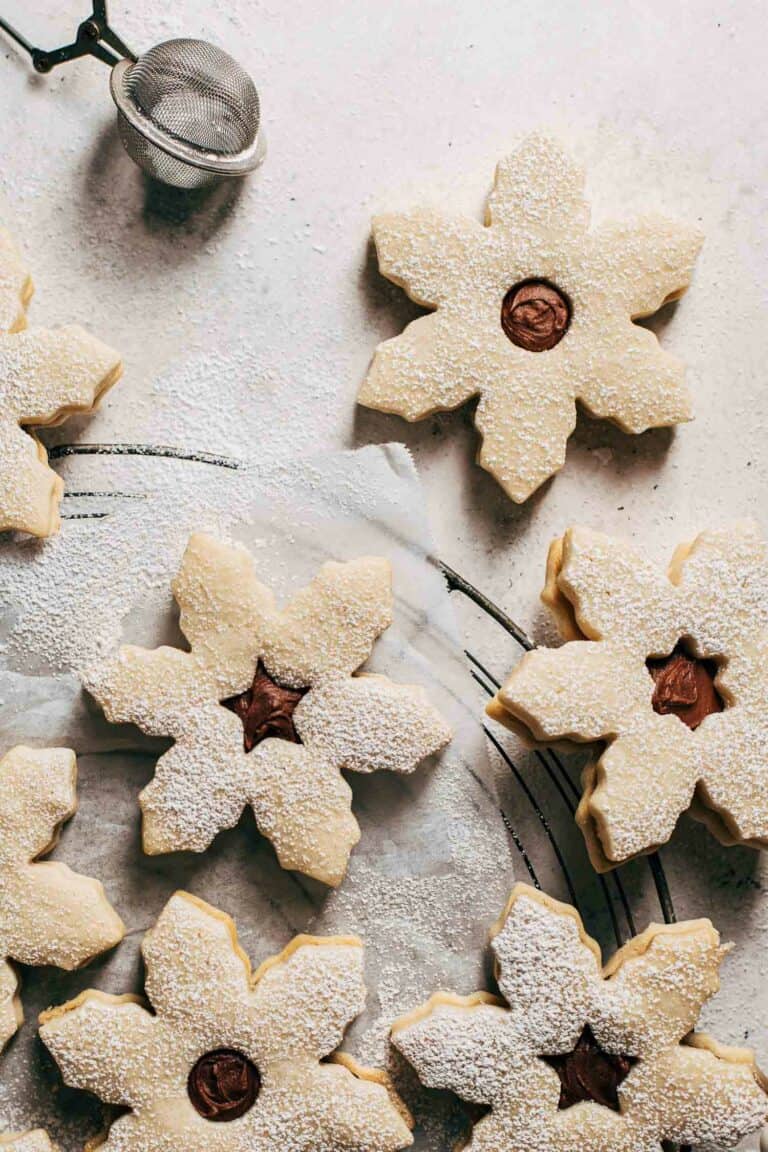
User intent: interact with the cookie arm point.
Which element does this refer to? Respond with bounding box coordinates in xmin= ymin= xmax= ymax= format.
xmin=303 ymin=1061 xmax=414 ymax=1150
xmin=393 ymin=995 xmax=511 ymax=1105
xmin=250 ymin=938 xmax=367 ymax=1061
xmin=249 ymin=743 xmax=360 ymax=887
xmin=294 ymin=675 xmax=451 ymax=775
xmin=84 ymin=647 xmax=203 ymax=737
xmin=0 ymin=326 xmax=120 ymax=424
xmin=591 ymin=215 xmax=703 ymax=318
xmin=373 ymin=210 xmax=484 ymax=308
xmin=0 ymin=958 xmax=22 ymax=1051
xmin=39 ymin=992 xmax=159 ymax=1108
xmin=0 ymin=422 xmax=62 ymax=537
xmin=5 ymin=863 xmax=124 ymax=969
xmin=622 ymin=1041 xmax=768 ymax=1147
xmin=494 ymin=642 xmax=643 ymax=744
xmin=360 ymin=311 xmax=479 ymax=421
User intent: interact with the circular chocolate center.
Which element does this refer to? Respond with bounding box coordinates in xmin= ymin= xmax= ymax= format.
xmin=222 ymin=662 xmax=307 ymax=752
xmin=188 ymin=1049 xmax=260 ymax=1121
xmin=646 ymin=643 xmax=723 ymax=731
xmin=500 ymin=280 xmax=571 ymax=352
xmin=543 ymin=1025 xmax=635 ymax=1112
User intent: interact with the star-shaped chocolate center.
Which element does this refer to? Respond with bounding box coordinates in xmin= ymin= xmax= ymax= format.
xmin=222 ymin=663 xmax=307 ymax=752
xmin=542 ymin=1025 xmax=635 ymax=1111
xmin=646 ymin=642 xmax=723 ymax=730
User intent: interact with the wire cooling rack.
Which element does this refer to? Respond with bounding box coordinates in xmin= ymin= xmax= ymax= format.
xmin=44 ymin=439 xmax=692 ymax=1149
xmin=437 ymin=561 xmax=693 ymax=1152
xmin=438 ymin=559 xmax=678 ymax=949
xmin=48 ymin=438 xmax=678 ymax=948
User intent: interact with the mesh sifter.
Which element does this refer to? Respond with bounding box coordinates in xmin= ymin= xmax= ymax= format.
xmin=0 ymin=1 xmax=265 ymax=189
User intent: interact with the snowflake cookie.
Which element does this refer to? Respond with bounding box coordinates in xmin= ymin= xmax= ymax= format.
xmin=86 ymin=532 xmax=451 ymax=886
xmin=0 ymin=227 xmax=122 ymax=537
xmin=392 ymin=884 xmax=768 ymax=1152
xmin=488 ymin=522 xmax=768 ymax=870
xmin=359 ymin=135 xmax=703 ymax=503
xmin=0 ymin=745 xmax=124 ymax=1050
xmin=40 ymin=891 xmax=413 ymax=1152
xmin=0 ymin=1133 xmax=55 ymax=1152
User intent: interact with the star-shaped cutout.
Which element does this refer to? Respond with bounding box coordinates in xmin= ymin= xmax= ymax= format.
xmin=542 ymin=1025 xmax=636 ymax=1112
xmin=222 ymin=662 xmax=307 ymax=752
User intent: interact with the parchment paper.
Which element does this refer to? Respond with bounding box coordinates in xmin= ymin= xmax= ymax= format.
xmin=0 ymin=443 xmax=513 ymax=1149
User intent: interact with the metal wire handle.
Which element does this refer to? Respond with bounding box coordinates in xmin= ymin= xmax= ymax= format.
xmin=1 ymin=6 xmax=263 ymax=189
xmin=0 ymin=1 xmax=134 ymax=73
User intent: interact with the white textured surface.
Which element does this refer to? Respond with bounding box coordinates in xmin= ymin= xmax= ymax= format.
xmin=0 ymin=0 xmax=767 ymax=1148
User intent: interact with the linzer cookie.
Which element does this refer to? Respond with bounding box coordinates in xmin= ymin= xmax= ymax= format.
xmin=392 ymin=884 xmax=768 ymax=1152
xmin=0 ymin=746 xmax=124 ymax=1050
xmin=0 ymin=227 xmax=121 ymax=537
xmin=40 ymin=891 xmax=413 ymax=1151
xmin=85 ymin=532 xmax=451 ymax=885
xmin=359 ymin=134 xmax=702 ymax=503
xmin=488 ymin=523 xmax=768 ymax=869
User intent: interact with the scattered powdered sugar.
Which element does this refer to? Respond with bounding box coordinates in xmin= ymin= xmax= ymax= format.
xmin=85 ymin=531 xmax=451 ymax=886
xmin=0 ymin=746 xmax=124 ymax=1051
xmin=359 ymin=133 xmax=703 ymax=504
xmin=0 ymin=444 xmax=514 ymax=1151
xmin=393 ymin=887 xmax=768 ymax=1151
xmin=39 ymin=892 xmax=413 ymax=1152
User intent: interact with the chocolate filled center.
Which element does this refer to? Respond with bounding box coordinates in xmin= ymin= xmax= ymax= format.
xmin=543 ymin=1025 xmax=635 ymax=1112
xmin=501 ymin=279 xmax=571 ymax=352
xmin=188 ymin=1049 xmax=260 ymax=1121
xmin=646 ymin=642 xmax=723 ymax=731
xmin=222 ymin=662 xmax=307 ymax=752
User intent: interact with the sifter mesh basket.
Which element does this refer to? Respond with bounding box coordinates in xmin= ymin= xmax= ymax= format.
xmin=111 ymin=38 xmax=264 ymax=189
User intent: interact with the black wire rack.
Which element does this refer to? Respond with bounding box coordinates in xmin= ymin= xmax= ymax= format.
xmin=437 ymin=561 xmax=693 ymax=1152
xmin=50 ymin=440 xmax=678 ymax=947
xmin=437 ymin=559 xmax=677 ymax=946
xmin=43 ymin=440 xmax=698 ymax=1152
xmin=48 ymin=442 xmax=687 ymax=1151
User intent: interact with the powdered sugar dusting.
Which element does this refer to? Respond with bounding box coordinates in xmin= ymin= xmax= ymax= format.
xmin=495 ymin=522 xmax=768 ymax=864
xmin=393 ymin=886 xmax=768 ymax=1150
xmin=359 ymin=134 xmax=703 ymax=503
xmin=40 ymin=892 xmax=413 ymax=1152
xmin=0 ymin=232 xmax=121 ymax=537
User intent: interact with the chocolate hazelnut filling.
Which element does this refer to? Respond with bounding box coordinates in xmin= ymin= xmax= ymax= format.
xmin=222 ymin=662 xmax=307 ymax=752
xmin=543 ymin=1025 xmax=635 ymax=1112
xmin=500 ymin=280 xmax=571 ymax=352
xmin=188 ymin=1048 xmax=260 ymax=1121
xmin=646 ymin=642 xmax=723 ymax=730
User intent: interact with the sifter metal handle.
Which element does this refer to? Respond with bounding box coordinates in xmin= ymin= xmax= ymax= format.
xmin=0 ymin=0 xmax=135 ymax=73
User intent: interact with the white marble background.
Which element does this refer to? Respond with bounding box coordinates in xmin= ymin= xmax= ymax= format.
xmin=0 ymin=0 xmax=767 ymax=1147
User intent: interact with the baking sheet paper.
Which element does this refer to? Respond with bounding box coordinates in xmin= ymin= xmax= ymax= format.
xmin=0 ymin=443 xmax=513 ymax=1149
